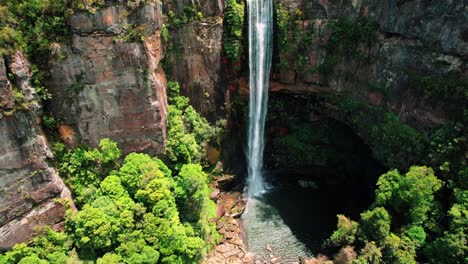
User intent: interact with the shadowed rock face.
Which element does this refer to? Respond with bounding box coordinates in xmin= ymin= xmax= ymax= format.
xmin=0 ymin=56 xmax=72 ymax=249
xmin=47 ymin=3 xmax=168 ymax=154
xmin=164 ymin=0 xmax=225 ymax=121
xmin=271 ymin=0 xmax=467 ymax=127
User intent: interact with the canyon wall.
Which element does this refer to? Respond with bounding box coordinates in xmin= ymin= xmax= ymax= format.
xmin=0 ymin=0 xmax=466 ymax=248
xmin=46 ymin=2 xmax=168 ymax=154
xmin=0 ymin=1 xmax=169 ymax=247
xmin=0 ymin=54 xmax=72 ymax=248
xmin=163 ymin=0 xmax=226 ymax=121
xmin=271 ymin=0 xmax=466 ymax=126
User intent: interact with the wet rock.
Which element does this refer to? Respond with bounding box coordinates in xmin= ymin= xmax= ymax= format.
xmin=207 ymin=143 xmax=221 ymax=165
xmin=216 ymin=204 xmax=226 ymax=218
xmin=7 ymin=52 xmax=36 ymax=103
xmin=298 ymin=180 xmax=319 ymax=189
xmin=243 ymin=252 xmax=254 ymax=264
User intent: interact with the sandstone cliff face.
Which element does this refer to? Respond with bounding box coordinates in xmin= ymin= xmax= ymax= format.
xmin=47 ymin=2 xmax=168 ymax=154
xmin=0 ymin=55 xmax=71 ymax=249
xmin=272 ymin=0 xmax=467 ymax=127
xmin=164 ymin=0 xmax=226 ymax=121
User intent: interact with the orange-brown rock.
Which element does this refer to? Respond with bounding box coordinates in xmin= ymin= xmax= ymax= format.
xmin=207 ymin=143 xmax=221 ymax=165
xmin=204 ymin=177 xmax=250 ymax=264
xmin=47 ymin=3 xmax=167 ymax=154
xmin=58 ymin=125 xmax=77 ymax=147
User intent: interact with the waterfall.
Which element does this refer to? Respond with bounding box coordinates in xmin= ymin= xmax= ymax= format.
xmin=246 ymin=0 xmax=273 ymax=197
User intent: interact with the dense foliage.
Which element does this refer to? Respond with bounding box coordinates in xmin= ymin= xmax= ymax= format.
xmin=0 ymin=78 xmax=222 ymax=263
xmin=0 ymin=77 xmax=222 ymax=263
xmin=0 ymin=0 xmax=68 ymax=60
xmin=1 ymin=2 xmax=466 ymax=264
xmin=327 ymin=166 xmax=467 ymax=264
xmin=1 ymin=138 xmax=219 ymax=264
xmin=274 ymin=3 xmax=314 ymax=71
xmin=166 ymin=81 xmax=221 ymax=169
xmin=223 ymin=0 xmax=244 ymax=60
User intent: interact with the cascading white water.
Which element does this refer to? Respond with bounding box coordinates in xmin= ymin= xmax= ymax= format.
xmin=246 ymin=0 xmax=273 ymax=197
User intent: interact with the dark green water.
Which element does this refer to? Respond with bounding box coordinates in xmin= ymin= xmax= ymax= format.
xmin=243 ymin=174 xmax=372 ymax=262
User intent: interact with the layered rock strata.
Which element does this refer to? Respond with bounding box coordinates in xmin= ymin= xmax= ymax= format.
xmin=47 ymin=2 xmax=168 ymax=154
xmin=0 ymin=55 xmax=72 ymax=249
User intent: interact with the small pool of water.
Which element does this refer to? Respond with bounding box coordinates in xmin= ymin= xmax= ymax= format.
xmin=242 ymin=174 xmax=372 ymax=263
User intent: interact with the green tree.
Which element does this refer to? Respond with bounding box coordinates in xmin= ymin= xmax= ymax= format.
xmin=382 ymin=234 xmax=417 ymax=264
xmin=116 ymin=239 xmax=160 ymax=264
xmin=96 ymin=253 xmax=123 ymax=264
xmin=165 ymin=81 xmax=219 ymax=168
xmin=175 ymin=164 xmax=220 ymax=246
xmin=54 ymin=138 xmax=122 ymax=206
xmin=175 ymin=164 xmax=209 ymax=221
xmin=370 ymin=114 xmax=426 ymax=169
xmin=424 ymin=231 xmax=467 ymax=264
xmin=223 ymin=0 xmax=244 ymax=60
xmin=359 ymin=207 xmax=391 ymax=243
xmin=112 ymin=153 xmax=164 ymax=197
xmin=329 ymin=215 xmax=359 ymax=246
xmin=352 ymin=242 xmax=383 ymax=264
xmin=97 ymin=175 xmax=130 ymax=199
xmin=1 ymin=227 xmax=70 ymax=264
xmin=424 ymin=188 xmax=468 ymax=263
xmin=374 ymin=166 xmax=442 ymax=224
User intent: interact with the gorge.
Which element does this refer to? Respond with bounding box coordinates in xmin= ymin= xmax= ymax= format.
xmin=0 ymin=1 xmax=467 ymax=264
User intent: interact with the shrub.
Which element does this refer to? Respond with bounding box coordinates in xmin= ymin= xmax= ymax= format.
xmin=223 ymin=0 xmax=244 ymax=60
xmin=329 ymin=215 xmax=359 ymax=246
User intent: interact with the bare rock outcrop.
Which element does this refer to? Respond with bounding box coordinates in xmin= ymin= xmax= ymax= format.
xmin=204 ymin=176 xmax=250 ymax=264
xmin=0 ymin=56 xmax=72 ymax=249
xmin=164 ymin=0 xmax=225 ymax=121
xmin=47 ymin=2 xmax=168 ymax=154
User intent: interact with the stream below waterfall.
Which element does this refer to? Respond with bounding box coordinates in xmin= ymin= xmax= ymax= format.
xmin=242 ymin=173 xmax=372 ymax=263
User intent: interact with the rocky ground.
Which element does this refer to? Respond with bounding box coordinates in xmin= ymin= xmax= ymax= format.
xmin=204 ymin=173 xmax=310 ymax=264
xmin=203 ymin=173 xmax=252 ymax=264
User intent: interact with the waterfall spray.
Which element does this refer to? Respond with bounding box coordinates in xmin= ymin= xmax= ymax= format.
xmin=246 ymin=0 xmax=273 ymax=197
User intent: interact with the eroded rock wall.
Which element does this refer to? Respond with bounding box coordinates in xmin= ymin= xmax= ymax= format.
xmin=47 ymin=2 xmax=168 ymax=154
xmin=0 ymin=55 xmax=71 ymax=249
xmin=272 ymin=0 xmax=467 ymax=127
xmin=164 ymin=0 xmax=226 ymax=121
